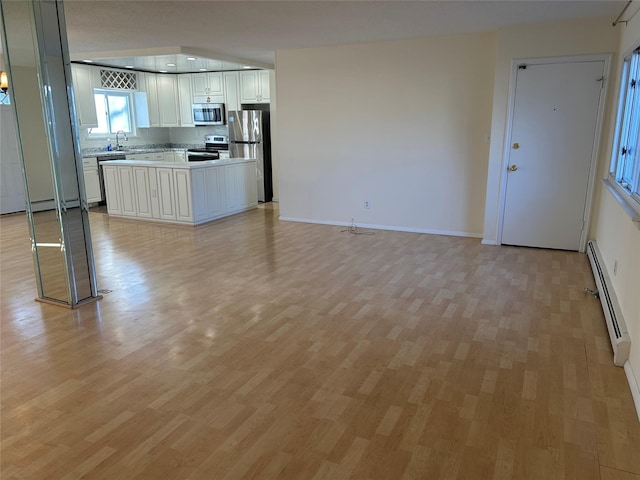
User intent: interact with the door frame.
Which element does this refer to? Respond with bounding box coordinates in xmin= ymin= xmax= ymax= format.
xmin=496 ymin=54 xmax=612 ymax=252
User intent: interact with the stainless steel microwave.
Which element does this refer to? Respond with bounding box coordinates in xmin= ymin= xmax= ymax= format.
xmin=192 ymin=103 xmax=225 ymax=126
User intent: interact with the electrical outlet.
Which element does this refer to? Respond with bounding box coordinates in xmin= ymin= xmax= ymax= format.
xmin=364 ymin=200 xmax=370 ymax=209
xmin=613 ymin=259 xmax=619 ymax=276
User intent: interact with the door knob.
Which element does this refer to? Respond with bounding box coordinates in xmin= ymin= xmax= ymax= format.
xmin=508 ymin=164 xmax=518 ymax=172
xmin=513 ymin=143 xmax=520 ymax=149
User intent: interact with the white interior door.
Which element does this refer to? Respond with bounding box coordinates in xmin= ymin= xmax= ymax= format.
xmin=501 ymin=60 xmax=605 ymax=251
xmin=0 ymin=105 xmax=25 ymax=215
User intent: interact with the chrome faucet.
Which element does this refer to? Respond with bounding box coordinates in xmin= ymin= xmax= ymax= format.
xmin=115 ymin=130 xmax=128 ymax=150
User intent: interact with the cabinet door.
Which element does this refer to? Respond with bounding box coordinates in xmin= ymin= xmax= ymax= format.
xmin=223 ymin=72 xmax=241 ymax=112
xmin=225 ymin=164 xmax=240 ymax=212
xmin=118 ymin=167 xmax=137 ymax=216
xmin=177 ymin=74 xmax=195 ymax=127
xmin=145 ymin=73 xmax=161 ymax=127
xmin=133 ymin=167 xmax=152 ymax=218
xmin=191 ymin=73 xmax=209 ymax=97
xmin=191 ymin=169 xmax=207 ymax=222
xmin=174 ymin=169 xmax=193 ymax=222
xmin=84 ymin=167 xmax=102 ymax=203
xmin=174 ymin=150 xmax=186 ymax=163
xmin=103 ymin=165 xmax=122 ymax=214
xmin=207 ymin=166 xmax=226 ymax=217
xmin=243 ymin=162 xmax=258 ymax=206
xmin=71 ymin=64 xmax=98 ymax=128
xmin=207 ymin=73 xmax=224 ymax=96
xmin=258 ymin=70 xmax=270 ymax=102
xmin=157 ymin=168 xmax=176 ymax=220
xmin=156 ymin=75 xmax=180 ymax=127
xmin=239 ymin=71 xmax=259 ymax=103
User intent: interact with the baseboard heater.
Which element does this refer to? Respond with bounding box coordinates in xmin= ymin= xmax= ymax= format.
xmin=586 ymin=240 xmax=631 ymax=367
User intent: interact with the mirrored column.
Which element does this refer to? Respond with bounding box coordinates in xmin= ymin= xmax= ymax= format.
xmin=1 ymin=0 xmax=100 ymax=307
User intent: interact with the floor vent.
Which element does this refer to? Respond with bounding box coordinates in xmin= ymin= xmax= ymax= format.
xmin=586 ymin=240 xmax=631 ymax=367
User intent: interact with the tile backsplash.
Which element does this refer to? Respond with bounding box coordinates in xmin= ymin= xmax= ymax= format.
xmin=79 ymin=125 xmax=229 ymax=152
xmin=169 ymin=125 xmax=229 ymax=146
xmin=80 ymin=127 xmax=169 ymax=152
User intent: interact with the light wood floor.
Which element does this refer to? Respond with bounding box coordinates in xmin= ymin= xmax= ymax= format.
xmin=1 ymin=204 xmax=639 ymax=479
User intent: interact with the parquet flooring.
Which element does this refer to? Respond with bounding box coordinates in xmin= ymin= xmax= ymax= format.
xmin=1 ymin=204 xmax=639 ymax=479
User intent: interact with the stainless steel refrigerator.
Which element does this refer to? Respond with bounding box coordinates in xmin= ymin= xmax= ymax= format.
xmin=228 ymin=108 xmax=272 ymax=202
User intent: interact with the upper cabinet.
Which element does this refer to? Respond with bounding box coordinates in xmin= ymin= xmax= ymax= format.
xmin=71 ymin=64 xmax=270 ymax=130
xmin=70 ymin=64 xmax=98 ymax=128
xmin=223 ymin=72 xmax=241 ymax=112
xmin=239 ymin=70 xmax=270 ymax=104
xmin=156 ymin=75 xmax=180 ymax=127
xmin=177 ymin=74 xmax=194 ymax=128
xmin=143 ymin=72 xmax=161 ymax=127
xmin=192 ymin=72 xmax=224 ymax=99
xmin=134 ymin=72 xmax=161 ymax=128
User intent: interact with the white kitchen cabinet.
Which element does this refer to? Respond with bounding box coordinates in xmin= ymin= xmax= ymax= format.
xmin=146 ymin=74 xmax=161 ymax=127
xmin=71 ymin=64 xmax=98 ymax=128
xmin=174 ymin=169 xmax=193 ymax=222
xmin=240 ymin=70 xmax=270 ymax=103
xmin=223 ymin=72 xmax=241 ymax=112
xmin=226 ymin=162 xmax=258 ymax=212
xmin=156 ymin=75 xmax=180 ymax=127
xmin=127 ymin=152 xmax=165 ymax=161
xmin=157 ymin=167 xmax=176 ymax=220
xmin=118 ymin=167 xmax=137 ymax=216
xmin=243 ymin=162 xmax=259 ymax=206
xmin=177 ymin=74 xmax=195 ymax=127
xmin=192 ymin=72 xmax=224 ymax=98
xmin=174 ymin=150 xmax=186 ymax=162
xmin=192 ymin=166 xmax=226 ymax=222
xmin=103 ymin=165 xmax=122 ymax=215
xmin=82 ymin=158 xmax=102 ymax=204
xmin=135 ymin=73 xmax=160 ymax=128
xmin=101 ymin=160 xmax=256 ymax=225
xmin=133 ymin=167 xmax=153 ymax=218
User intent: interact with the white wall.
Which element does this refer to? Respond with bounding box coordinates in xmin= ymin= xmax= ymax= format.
xmin=276 ymin=32 xmax=496 ymax=236
xmin=591 ymin=14 xmax=640 ymax=406
xmin=482 ymin=18 xmax=620 ymax=244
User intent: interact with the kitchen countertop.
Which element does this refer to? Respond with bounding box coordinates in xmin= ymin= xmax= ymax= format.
xmin=84 ymin=147 xmax=191 ymax=158
xmin=99 ymin=158 xmax=255 ymax=168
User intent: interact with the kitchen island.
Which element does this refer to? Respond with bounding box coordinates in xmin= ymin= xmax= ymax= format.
xmin=100 ymin=158 xmax=258 ymax=225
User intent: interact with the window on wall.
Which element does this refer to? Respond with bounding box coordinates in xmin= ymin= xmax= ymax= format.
xmin=90 ymin=90 xmax=134 ymax=136
xmin=610 ymin=46 xmax=640 ymax=205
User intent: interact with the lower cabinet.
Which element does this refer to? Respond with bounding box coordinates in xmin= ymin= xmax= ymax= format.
xmin=226 ymin=162 xmax=258 ymax=212
xmin=103 ymin=165 xmax=122 ymax=214
xmin=103 ymin=161 xmax=255 ymax=225
xmin=157 ymin=167 xmax=176 ymax=220
xmin=133 ymin=167 xmax=153 ymax=218
xmin=82 ymin=158 xmax=102 ymax=204
xmin=192 ymin=166 xmax=226 ymax=222
xmin=118 ymin=167 xmax=137 ymax=216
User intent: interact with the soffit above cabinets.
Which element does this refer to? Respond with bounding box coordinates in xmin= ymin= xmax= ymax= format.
xmin=70 ymin=47 xmax=268 ymax=74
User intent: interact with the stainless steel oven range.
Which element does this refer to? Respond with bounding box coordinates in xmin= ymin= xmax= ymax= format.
xmin=186 ymin=135 xmax=228 ymax=162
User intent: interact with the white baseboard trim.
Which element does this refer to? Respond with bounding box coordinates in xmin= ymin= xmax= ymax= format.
xmin=279 ymin=216 xmax=482 ymax=239
xmin=624 ymin=361 xmax=640 ymax=423
xmin=481 ymin=238 xmax=498 ymax=245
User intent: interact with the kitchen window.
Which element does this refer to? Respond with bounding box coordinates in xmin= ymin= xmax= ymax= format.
xmin=90 ymin=89 xmax=135 ymax=136
xmin=609 ymin=46 xmax=640 ymax=211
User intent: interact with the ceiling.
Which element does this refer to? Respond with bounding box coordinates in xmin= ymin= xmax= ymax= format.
xmin=4 ymin=1 xmax=635 ymax=72
xmin=74 ymin=48 xmax=258 ymax=74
